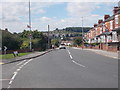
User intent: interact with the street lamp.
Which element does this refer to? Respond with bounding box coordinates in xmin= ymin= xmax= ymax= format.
xmin=81 ymin=17 xmax=84 ymax=49
xmin=28 ymin=0 xmax=32 ymax=51
xmin=48 ymin=25 xmax=50 ymax=49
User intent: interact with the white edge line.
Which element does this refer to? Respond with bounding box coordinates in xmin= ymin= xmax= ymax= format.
xmin=11 ymin=72 xmax=18 ymax=80
xmin=16 ymin=69 xmax=21 ymax=71
xmin=9 ymin=80 xmax=12 ymax=85
xmin=7 ymin=59 xmax=33 ymax=88
xmin=16 ymin=60 xmax=26 ymax=66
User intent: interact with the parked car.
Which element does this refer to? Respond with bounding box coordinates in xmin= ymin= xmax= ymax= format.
xmin=59 ymin=44 xmax=66 ymax=49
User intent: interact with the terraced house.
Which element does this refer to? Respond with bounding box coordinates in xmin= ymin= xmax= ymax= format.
xmin=84 ymin=2 xmax=120 ymax=52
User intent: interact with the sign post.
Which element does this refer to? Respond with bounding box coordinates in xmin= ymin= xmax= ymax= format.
xmin=29 ymin=34 xmax=32 ymax=51
xmin=4 ymin=46 xmax=7 ymax=55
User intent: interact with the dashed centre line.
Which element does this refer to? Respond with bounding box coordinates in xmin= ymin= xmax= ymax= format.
xmin=72 ymin=60 xmax=86 ymax=67
xmin=66 ymin=48 xmax=85 ymax=68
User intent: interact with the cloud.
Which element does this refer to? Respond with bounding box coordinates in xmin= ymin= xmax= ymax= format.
xmin=1 ymin=2 xmax=62 ymax=32
xmin=2 ymin=2 xmax=28 ymax=22
xmin=1 ymin=2 xmax=118 ymax=33
xmin=67 ymin=2 xmax=100 ymax=17
xmin=40 ymin=16 xmax=52 ymax=21
xmin=37 ymin=9 xmax=46 ymax=14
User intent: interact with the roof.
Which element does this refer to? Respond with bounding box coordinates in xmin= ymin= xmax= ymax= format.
xmin=104 ymin=16 xmax=114 ymax=22
xmin=116 ymin=10 xmax=120 ymax=14
xmin=101 ymin=32 xmax=112 ymax=35
xmin=97 ymin=23 xmax=103 ymax=27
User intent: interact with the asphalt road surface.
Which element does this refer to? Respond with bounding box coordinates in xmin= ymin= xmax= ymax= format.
xmin=2 ymin=47 xmax=118 ymax=88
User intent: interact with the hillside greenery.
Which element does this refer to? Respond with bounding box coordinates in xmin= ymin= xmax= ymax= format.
xmin=1 ymin=29 xmax=48 ymax=51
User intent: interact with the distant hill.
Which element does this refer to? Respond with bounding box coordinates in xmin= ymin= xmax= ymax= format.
xmin=54 ymin=27 xmax=92 ymax=33
xmin=65 ymin=27 xmax=92 ymax=32
xmin=42 ymin=27 xmax=92 ymax=39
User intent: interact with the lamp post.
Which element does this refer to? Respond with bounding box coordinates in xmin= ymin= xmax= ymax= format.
xmin=48 ymin=25 xmax=50 ymax=49
xmin=82 ymin=17 xmax=84 ymax=49
xmin=28 ymin=0 xmax=32 ymax=51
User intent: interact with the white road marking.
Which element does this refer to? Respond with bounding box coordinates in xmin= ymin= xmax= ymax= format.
xmin=7 ymin=59 xmax=33 ymax=88
xmin=68 ymin=52 xmax=70 ymax=55
xmin=19 ymin=66 xmax=23 ymax=69
xmin=72 ymin=60 xmax=86 ymax=67
xmin=29 ymin=59 xmax=33 ymax=61
xmin=16 ymin=69 xmax=21 ymax=71
xmin=9 ymin=80 xmax=12 ymax=85
xmin=21 ymin=64 xmax=25 ymax=67
xmin=16 ymin=60 xmax=26 ymax=66
xmin=23 ymin=62 xmax=29 ymax=66
xmin=67 ymin=49 xmax=73 ymax=59
xmin=11 ymin=72 xmax=17 ymax=80
xmin=7 ymin=85 xmax=11 ymax=88
xmin=69 ymin=55 xmax=73 ymax=59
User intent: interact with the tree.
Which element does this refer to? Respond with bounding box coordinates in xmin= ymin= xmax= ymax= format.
xmin=51 ymin=39 xmax=60 ymax=47
xmin=73 ymin=37 xmax=82 ymax=46
xmin=2 ymin=30 xmax=22 ymax=50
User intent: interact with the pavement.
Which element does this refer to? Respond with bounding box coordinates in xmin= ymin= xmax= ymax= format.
xmin=72 ymin=47 xmax=119 ymax=59
xmin=0 ymin=49 xmax=52 ymax=65
xmin=2 ymin=47 xmax=118 ymax=88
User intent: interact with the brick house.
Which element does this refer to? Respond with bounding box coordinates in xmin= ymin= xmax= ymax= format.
xmin=111 ymin=7 xmax=120 ymax=50
xmin=84 ymin=2 xmax=120 ymax=51
xmin=102 ymin=15 xmax=113 ymax=43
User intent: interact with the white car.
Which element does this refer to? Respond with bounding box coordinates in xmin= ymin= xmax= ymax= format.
xmin=59 ymin=44 xmax=66 ymax=49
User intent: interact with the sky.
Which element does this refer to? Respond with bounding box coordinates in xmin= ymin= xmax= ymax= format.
xmin=0 ymin=1 xmax=119 ymax=33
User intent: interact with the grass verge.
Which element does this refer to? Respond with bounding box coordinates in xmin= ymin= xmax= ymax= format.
xmin=0 ymin=52 xmax=31 ymax=59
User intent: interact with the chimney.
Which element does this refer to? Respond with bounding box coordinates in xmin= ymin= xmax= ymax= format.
xmin=98 ymin=19 xmax=103 ymax=24
xmin=113 ymin=7 xmax=119 ymax=15
xmin=104 ymin=15 xmax=110 ymax=20
xmin=94 ymin=24 xmax=97 ymax=27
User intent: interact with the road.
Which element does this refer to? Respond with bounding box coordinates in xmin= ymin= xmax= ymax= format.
xmin=2 ymin=47 xmax=118 ymax=88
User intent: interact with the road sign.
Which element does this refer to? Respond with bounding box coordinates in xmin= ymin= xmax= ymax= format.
xmin=4 ymin=46 xmax=7 ymax=54
xmin=4 ymin=46 xmax=7 ymax=51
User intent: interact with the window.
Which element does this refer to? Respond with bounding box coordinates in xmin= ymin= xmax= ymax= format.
xmin=112 ymin=31 xmax=118 ymax=42
xmin=110 ymin=21 xmax=113 ymax=30
xmin=115 ymin=15 xmax=119 ymax=24
xmin=100 ymin=27 xmax=102 ymax=34
xmin=107 ymin=36 xmax=111 ymax=42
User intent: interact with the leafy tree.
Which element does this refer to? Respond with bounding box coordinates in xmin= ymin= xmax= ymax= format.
xmin=73 ymin=37 xmax=82 ymax=46
xmin=2 ymin=29 xmax=22 ymax=50
xmin=20 ymin=39 xmax=29 ymax=49
xmin=51 ymin=39 xmax=60 ymax=47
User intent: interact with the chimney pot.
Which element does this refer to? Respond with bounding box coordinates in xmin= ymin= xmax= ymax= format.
xmin=94 ymin=24 xmax=97 ymax=27
xmin=113 ymin=7 xmax=120 ymax=15
xmin=104 ymin=15 xmax=110 ymax=20
xmin=98 ymin=19 xmax=103 ymax=24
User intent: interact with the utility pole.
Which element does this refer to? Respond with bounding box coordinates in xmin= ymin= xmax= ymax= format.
xmin=48 ymin=25 xmax=50 ymax=49
xmin=29 ymin=0 xmax=32 ymax=51
xmin=82 ymin=17 xmax=84 ymax=49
